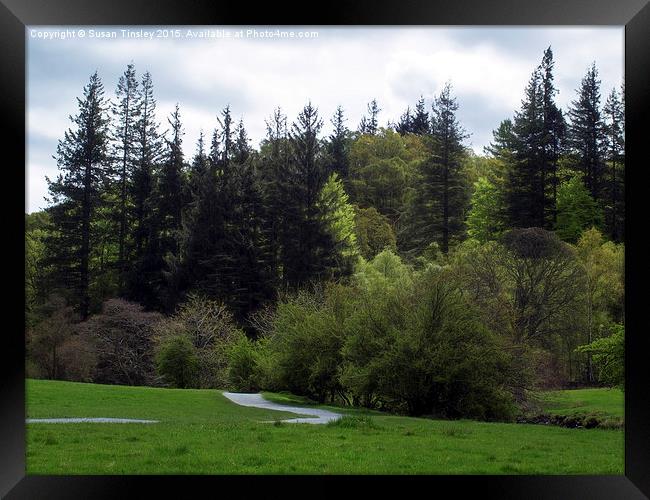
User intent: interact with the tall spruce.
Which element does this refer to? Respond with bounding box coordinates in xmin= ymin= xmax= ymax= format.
xmin=396 ymin=106 xmax=413 ymax=135
xmin=358 ymin=99 xmax=381 ymax=135
xmin=506 ymin=66 xmax=544 ymax=228
xmin=567 ymin=63 xmax=606 ymax=203
xmin=44 ymin=72 xmax=111 ymax=319
xmin=406 ymin=83 xmax=469 ymax=255
xmin=603 ymin=86 xmax=625 ymax=241
xmin=281 ymin=102 xmax=335 ymax=286
xmin=327 ymin=105 xmax=350 ymax=179
xmin=539 ymin=47 xmax=566 ymax=226
xmin=111 ymin=63 xmax=140 ymax=289
xmin=126 ymin=71 xmax=164 ymax=307
xmin=411 ymin=95 xmax=430 ymax=135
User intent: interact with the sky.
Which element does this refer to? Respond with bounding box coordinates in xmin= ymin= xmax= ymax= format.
xmin=26 ymin=26 xmax=624 ymax=214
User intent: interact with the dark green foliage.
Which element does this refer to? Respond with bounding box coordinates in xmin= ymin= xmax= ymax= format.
xmin=602 ymin=87 xmax=625 ymax=242
xmin=280 ymin=102 xmax=337 ymax=287
xmin=358 ymin=99 xmax=381 ymax=135
xmin=156 ymin=335 xmax=198 ymax=388
xmin=111 ymin=63 xmax=140 ymax=288
xmin=567 ymin=63 xmax=606 ymax=202
xmin=405 ymin=83 xmax=470 ymax=254
xmin=327 ymin=105 xmax=351 ymax=179
xmin=126 ymin=71 xmax=164 ymax=308
xmin=44 ymin=72 xmax=112 ymax=319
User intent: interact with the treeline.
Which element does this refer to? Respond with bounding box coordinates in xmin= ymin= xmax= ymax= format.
xmin=26 ymin=47 xmax=625 ymax=419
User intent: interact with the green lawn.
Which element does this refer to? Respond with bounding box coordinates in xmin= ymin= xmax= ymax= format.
xmin=26 ymin=379 xmax=623 ymax=475
xmin=530 ymin=388 xmax=624 ymax=427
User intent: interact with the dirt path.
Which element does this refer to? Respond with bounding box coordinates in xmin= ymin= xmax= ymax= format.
xmin=222 ymin=392 xmax=342 ymax=424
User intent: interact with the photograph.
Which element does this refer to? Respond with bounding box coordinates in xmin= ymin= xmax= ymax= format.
xmin=21 ymin=24 xmax=631 ymax=476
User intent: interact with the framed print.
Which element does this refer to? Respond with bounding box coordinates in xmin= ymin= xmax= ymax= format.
xmin=2 ymin=0 xmax=649 ymax=498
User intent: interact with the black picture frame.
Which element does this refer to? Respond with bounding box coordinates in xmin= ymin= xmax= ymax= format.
xmin=2 ymin=1 xmax=649 ymax=498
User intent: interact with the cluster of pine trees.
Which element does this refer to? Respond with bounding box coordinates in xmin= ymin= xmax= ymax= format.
xmin=35 ymin=46 xmax=624 ymax=335
xmin=478 ymin=48 xmax=624 ymax=244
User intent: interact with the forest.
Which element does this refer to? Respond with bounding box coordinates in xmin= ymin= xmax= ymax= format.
xmin=25 ymin=47 xmax=625 ymax=420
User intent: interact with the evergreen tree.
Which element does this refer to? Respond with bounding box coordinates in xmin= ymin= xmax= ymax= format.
xmin=111 ymin=63 xmax=140 ymax=290
xmin=567 ymin=63 xmax=606 ymax=203
xmin=151 ymin=103 xmax=187 ymax=311
xmin=405 ymin=83 xmax=469 ymax=255
xmin=44 ymin=72 xmax=111 ymax=319
xmin=506 ymin=66 xmax=545 ymax=229
xmin=327 ymin=106 xmax=350 ymax=178
xmin=411 ymin=95 xmax=430 ymax=135
xmin=126 ymin=71 xmax=164 ymax=307
xmin=282 ymin=102 xmax=335 ymax=286
xmin=539 ymin=47 xmax=566 ymax=225
xmin=358 ymin=99 xmax=381 ymax=135
xmin=396 ymin=106 xmax=413 ymax=135
xmin=603 ymin=86 xmax=625 ymax=241
xmin=317 ymin=172 xmax=359 ymax=276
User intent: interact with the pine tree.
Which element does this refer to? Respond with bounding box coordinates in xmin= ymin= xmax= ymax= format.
xmin=282 ymin=102 xmax=335 ymax=286
xmin=411 ymin=95 xmax=430 ymax=135
xmin=603 ymin=86 xmax=625 ymax=241
xmin=539 ymin=47 xmax=566 ymax=226
xmin=44 ymin=72 xmax=111 ymax=319
xmin=151 ymin=103 xmax=187 ymax=311
xmin=125 ymin=71 xmax=164 ymax=307
xmin=506 ymin=66 xmax=545 ymax=228
xmin=358 ymin=99 xmax=381 ymax=135
xmin=396 ymin=106 xmax=413 ymax=135
xmin=327 ymin=106 xmax=350 ymax=178
xmin=111 ymin=63 xmax=140 ymax=289
xmin=405 ymin=83 xmax=469 ymax=255
xmin=567 ymin=63 xmax=606 ymax=203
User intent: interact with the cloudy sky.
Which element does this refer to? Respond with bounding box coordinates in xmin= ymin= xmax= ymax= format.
xmin=26 ymin=26 xmax=623 ymax=213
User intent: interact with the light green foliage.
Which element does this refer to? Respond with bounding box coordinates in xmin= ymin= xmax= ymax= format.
xmin=317 ymin=172 xmax=359 ymax=272
xmin=25 ymin=212 xmax=50 ymax=325
xmin=227 ymin=336 xmax=263 ymax=392
xmin=466 ymin=177 xmax=506 ymax=242
xmin=347 ymin=129 xmax=425 ymax=222
xmin=555 ymin=175 xmax=603 ymax=243
xmin=353 ymin=206 xmax=396 ymax=260
xmin=577 ymin=324 xmax=624 ymax=388
xmin=156 ymin=335 xmax=199 ymax=388
xmin=575 ymin=228 xmax=624 ymax=323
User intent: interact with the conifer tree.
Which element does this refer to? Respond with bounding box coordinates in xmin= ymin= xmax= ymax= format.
xmin=405 ymin=84 xmax=469 ymax=255
xmin=126 ymin=71 xmax=164 ymax=307
xmin=603 ymin=86 xmax=625 ymax=241
xmin=567 ymin=63 xmax=606 ymax=203
xmin=396 ymin=106 xmax=413 ymax=135
xmin=327 ymin=106 xmax=350 ymax=178
xmin=282 ymin=102 xmax=335 ymax=286
xmin=111 ymin=63 xmax=140 ymax=288
xmin=44 ymin=72 xmax=111 ymax=319
xmin=411 ymin=95 xmax=430 ymax=135
xmin=358 ymin=99 xmax=381 ymax=135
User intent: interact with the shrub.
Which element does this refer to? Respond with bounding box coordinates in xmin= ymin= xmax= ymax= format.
xmin=154 ymin=294 xmax=245 ymax=388
xmin=226 ymin=336 xmax=260 ymax=392
xmin=78 ymin=299 xmax=163 ymax=386
xmin=156 ymin=336 xmax=199 ymax=388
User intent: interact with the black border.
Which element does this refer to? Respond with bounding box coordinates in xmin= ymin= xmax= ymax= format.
xmin=2 ymin=1 xmax=649 ymax=498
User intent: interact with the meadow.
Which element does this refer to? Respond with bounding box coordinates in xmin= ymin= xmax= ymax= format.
xmin=26 ymin=379 xmax=623 ymax=475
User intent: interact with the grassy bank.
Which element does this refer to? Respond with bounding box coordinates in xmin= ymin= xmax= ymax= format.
xmin=26 ymin=379 xmax=623 ymax=475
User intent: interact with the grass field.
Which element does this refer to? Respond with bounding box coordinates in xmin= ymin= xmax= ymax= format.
xmin=26 ymin=379 xmax=623 ymax=475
